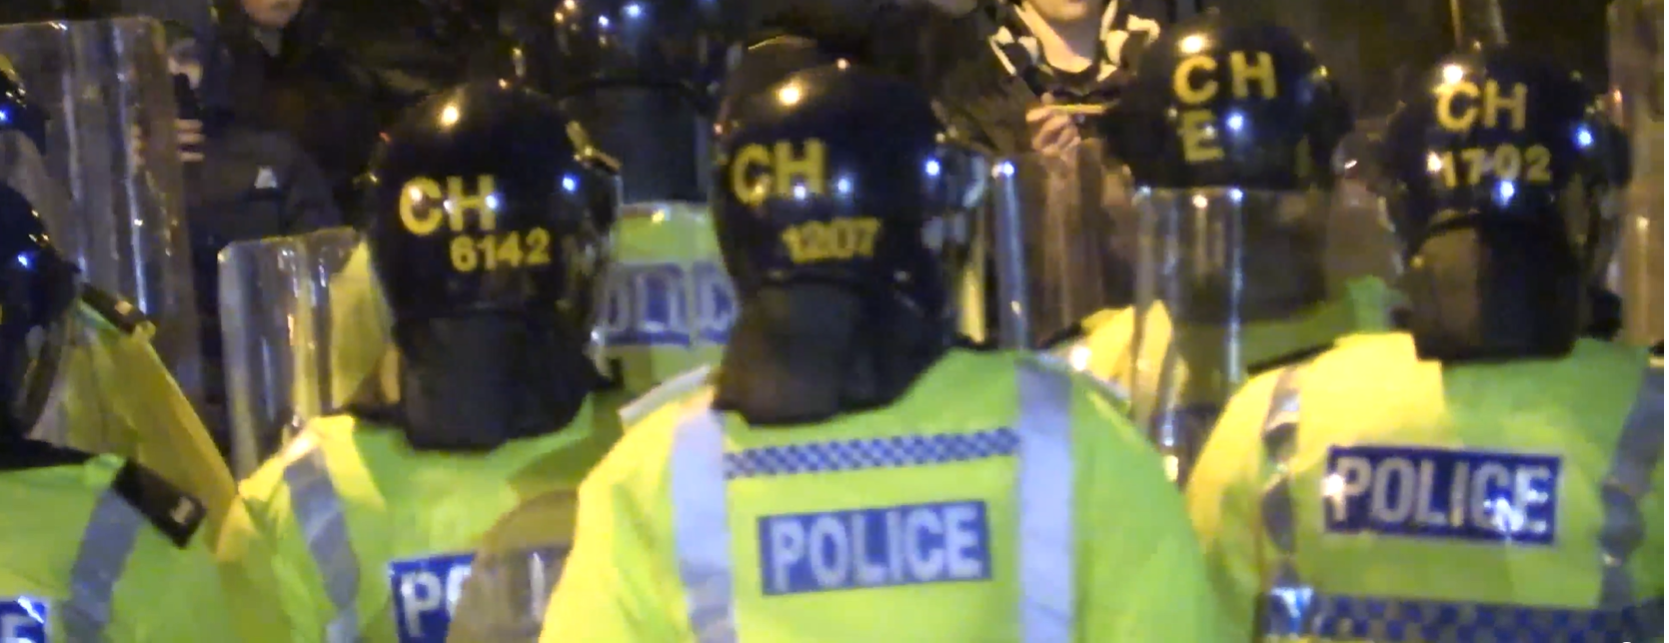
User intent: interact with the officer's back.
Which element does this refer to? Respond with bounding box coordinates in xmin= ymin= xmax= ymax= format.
xmin=1186 ymin=45 xmax=1663 ymax=641
xmin=224 ymin=81 xmax=627 ymax=642
xmin=545 ymin=56 xmax=1224 ymax=642
xmin=0 ymin=184 xmax=238 ymax=641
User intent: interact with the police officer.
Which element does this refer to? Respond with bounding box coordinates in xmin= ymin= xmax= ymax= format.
xmin=1186 ymin=46 xmax=1661 ymax=641
xmin=0 ymin=183 xmax=242 ymax=641
xmin=1048 ymin=13 xmax=1395 ymax=483
xmin=444 ymin=37 xmax=837 ymax=643
xmin=543 ymin=57 xmax=1225 ymax=641
xmin=223 ymin=81 xmax=623 ymax=642
xmin=0 ymin=54 xmax=239 ymax=539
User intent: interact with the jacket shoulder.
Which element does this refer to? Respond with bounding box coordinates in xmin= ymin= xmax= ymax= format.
xmin=619 ymin=365 xmax=715 ymax=429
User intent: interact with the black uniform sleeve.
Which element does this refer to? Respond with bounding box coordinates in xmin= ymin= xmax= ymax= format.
xmin=280 ymin=144 xmax=345 ymax=234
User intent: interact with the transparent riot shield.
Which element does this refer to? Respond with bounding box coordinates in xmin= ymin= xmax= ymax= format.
xmin=1203 ymin=1 xmax=1439 ymax=293
xmin=1608 ymin=0 xmax=1663 ymax=346
xmin=1129 ymin=188 xmax=1356 ymax=484
xmin=599 ymin=201 xmax=737 ymax=398
xmin=218 ymin=227 xmax=362 ymax=477
xmin=0 ymin=18 xmax=204 ymax=406
xmin=447 ymin=490 xmax=577 ymax=643
xmin=988 ymin=138 xmax=1138 ymax=348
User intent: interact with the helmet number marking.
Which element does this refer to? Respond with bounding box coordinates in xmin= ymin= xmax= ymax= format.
xmin=781 ymin=218 xmax=881 ymax=264
xmin=1431 ymin=143 xmax=1553 ymax=188
xmin=449 ymin=229 xmax=554 ymax=273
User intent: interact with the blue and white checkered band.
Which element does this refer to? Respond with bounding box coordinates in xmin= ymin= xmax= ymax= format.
xmin=723 ymin=429 xmax=1021 ymax=479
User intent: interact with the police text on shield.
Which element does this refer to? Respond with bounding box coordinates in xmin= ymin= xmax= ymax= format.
xmin=759 ymin=501 xmax=992 ymax=595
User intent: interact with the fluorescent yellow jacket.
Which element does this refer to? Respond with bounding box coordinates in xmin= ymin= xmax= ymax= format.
xmin=224 ymin=395 xmax=622 ymax=643
xmin=543 ymin=349 xmax=1225 ymax=642
xmin=1062 ymin=277 xmax=1397 ymax=411
xmin=1187 ymin=333 xmax=1663 ymax=642
xmin=0 ymin=447 xmax=238 ymax=641
xmin=37 ymin=295 xmax=236 ymax=540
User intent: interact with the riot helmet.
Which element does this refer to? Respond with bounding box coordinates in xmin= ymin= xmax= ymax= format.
xmin=1381 ymin=46 xmax=1629 ymax=361
xmin=0 ymin=184 xmax=76 ymax=440
xmin=1099 ymin=14 xmax=1356 ymax=482
xmin=711 ymin=62 xmax=988 ymax=423
xmin=360 ymin=81 xmax=620 ymax=450
xmin=504 ymin=0 xmax=739 ymax=203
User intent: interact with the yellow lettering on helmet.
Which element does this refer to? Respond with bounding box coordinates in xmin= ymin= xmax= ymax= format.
xmin=730 ymin=144 xmax=773 ymax=207
xmin=1179 ymin=110 xmax=1223 ymax=162
xmin=446 ymin=175 xmax=498 ymax=232
xmin=1436 ymin=81 xmax=1481 ymax=132
xmin=1482 ymin=81 xmax=1528 ymax=131
xmin=399 ymin=177 xmax=446 ymax=236
xmin=399 ymin=175 xmax=499 ymax=236
xmin=1436 ymin=79 xmax=1528 ymax=133
xmin=1173 ymin=55 xmax=1219 ymax=105
xmin=1229 ymin=51 xmax=1277 ymax=99
xmin=728 ymin=139 xmax=829 ymax=207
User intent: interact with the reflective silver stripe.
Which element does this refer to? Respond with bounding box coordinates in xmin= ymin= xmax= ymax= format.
xmin=1598 ymin=364 xmax=1664 ymax=609
xmin=1015 ymin=360 xmax=1075 ymax=643
xmin=62 ymin=486 xmax=146 ymax=640
xmin=669 ymin=411 xmax=735 ymax=643
xmin=283 ymin=445 xmax=362 ymax=642
xmin=1257 ymin=366 xmax=1307 ymax=633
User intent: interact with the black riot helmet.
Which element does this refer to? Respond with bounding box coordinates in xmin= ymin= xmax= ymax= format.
xmin=1107 ymin=12 xmax=1353 ymax=191
xmin=504 ymin=0 xmax=740 ymax=203
xmin=0 ymin=55 xmax=48 ymax=156
xmin=361 ymin=81 xmax=621 ymax=450
xmin=1100 ymin=13 xmax=1356 ymax=326
xmin=711 ymin=62 xmax=988 ymax=423
xmin=717 ymin=34 xmax=842 ymax=124
xmin=1381 ymin=47 xmax=1629 ymax=361
xmin=0 ymin=184 xmax=77 ymax=439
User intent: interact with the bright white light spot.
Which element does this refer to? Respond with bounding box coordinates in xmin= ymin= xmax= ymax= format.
xmin=925 ymin=159 xmax=942 ymax=177
xmin=440 ymin=104 xmax=460 ymax=127
xmin=1226 ymin=112 xmax=1244 ymax=132
xmin=1442 ymin=64 xmax=1466 ymax=84
xmin=562 ymin=176 xmax=578 ymax=193
xmin=777 ymin=83 xmax=802 ymax=106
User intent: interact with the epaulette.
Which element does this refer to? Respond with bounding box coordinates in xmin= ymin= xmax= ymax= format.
xmin=110 ymin=460 xmax=204 ymax=549
xmin=78 ymin=287 xmax=148 ymax=335
xmin=619 ymin=365 xmax=714 ymax=428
